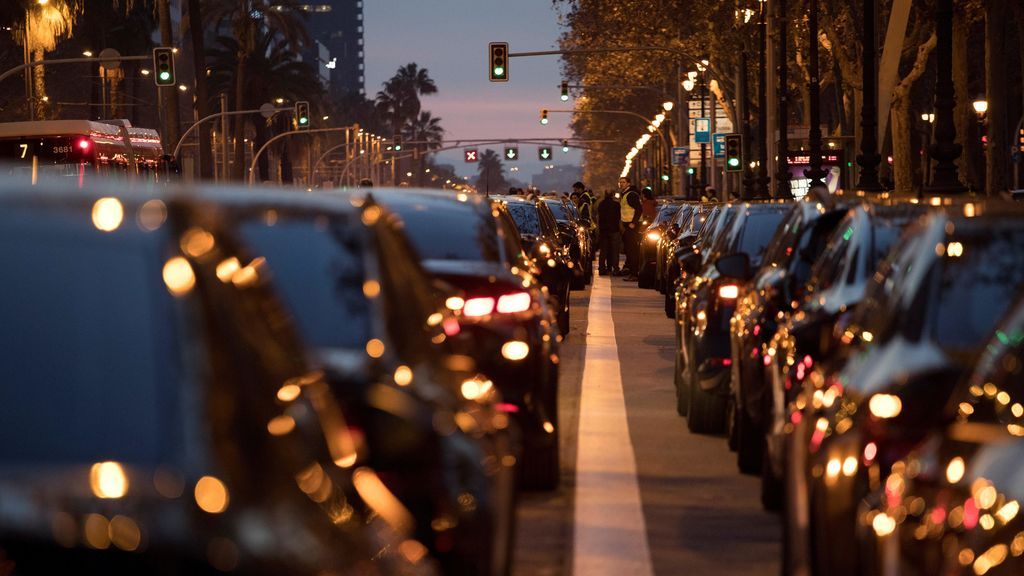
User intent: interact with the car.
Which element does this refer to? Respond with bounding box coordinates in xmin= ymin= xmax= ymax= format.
xmin=678 ymin=203 xmax=789 ymax=433
xmin=859 ymin=293 xmax=1024 ymax=576
xmin=350 ymin=188 xmax=563 ymax=491
xmin=663 ymin=204 xmax=719 ymax=317
xmin=656 ymin=203 xmax=704 ymax=295
xmin=495 ymin=195 xmax=574 ymax=336
xmin=199 ymin=188 xmax=519 ymax=575
xmin=0 ymin=185 xmax=434 ymax=575
xmin=637 ymin=203 xmax=683 ymax=289
xmin=542 ymin=196 xmax=593 ymax=288
xmin=756 ymin=202 xmax=926 ymax=510
xmin=787 ymin=202 xmax=1024 ymax=576
xmin=727 ymin=193 xmax=850 ymax=474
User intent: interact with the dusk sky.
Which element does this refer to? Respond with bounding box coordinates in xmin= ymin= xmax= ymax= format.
xmin=363 ymin=0 xmax=581 ymax=183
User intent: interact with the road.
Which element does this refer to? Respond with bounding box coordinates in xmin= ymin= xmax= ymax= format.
xmin=514 ymin=273 xmax=781 ymax=576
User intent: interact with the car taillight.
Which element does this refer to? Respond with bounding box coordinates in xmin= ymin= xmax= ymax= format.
xmin=76 ymin=138 xmax=92 ymax=152
xmin=496 ymin=291 xmax=532 ymax=313
xmin=462 ymin=297 xmax=495 ymax=317
xmin=718 ymin=284 xmax=739 ymax=300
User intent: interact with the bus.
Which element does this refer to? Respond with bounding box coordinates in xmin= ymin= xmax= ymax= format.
xmin=0 ymin=119 xmax=176 ymax=185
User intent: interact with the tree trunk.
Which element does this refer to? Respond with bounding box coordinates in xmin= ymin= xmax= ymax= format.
xmin=892 ymin=33 xmax=937 ymax=194
xmin=984 ymin=0 xmax=1009 ymax=195
xmin=185 ymin=0 xmax=213 ymax=180
xmin=952 ymin=9 xmax=973 ymax=190
xmin=157 ymin=0 xmax=180 ymax=152
xmin=32 ymin=47 xmax=46 ymax=120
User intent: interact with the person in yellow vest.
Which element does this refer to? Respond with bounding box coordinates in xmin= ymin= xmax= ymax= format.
xmin=617 ymin=176 xmax=642 ymax=279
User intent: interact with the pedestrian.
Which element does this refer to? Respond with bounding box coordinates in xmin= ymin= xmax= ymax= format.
xmin=617 ymin=176 xmax=642 ymax=279
xmin=597 ymin=189 xmax=622 ymax=276
xmin=640 ymin=187 xmax=657 ymax=225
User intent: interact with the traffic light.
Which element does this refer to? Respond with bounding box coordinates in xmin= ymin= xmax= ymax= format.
xmin=152 ymin=47 xmax=175 ymax=87
xmin=295 ymin=101 xmax=310 ymax=129
xmin=687 ymin=167 xmax=696 ymax=175
xmin=561 ymin=139 xmax=569 ymax=153
xmin=560 ymin=81 xmax=569 ymax=102
xmin=540 ymin=109 xmax=548 ymax=125
xmin=724 ymin=133 xmax=742 ymax=172
xmin=393 ymin=136 xmax=402 ymax=151
xmin=489 ymin=42 xmax=508 ymax=82
xmin=538 ymin=146 xmax=552 ymax=161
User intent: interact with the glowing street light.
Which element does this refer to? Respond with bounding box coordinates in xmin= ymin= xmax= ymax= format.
xmin=662 ymin=101 xmax=674 ymax=111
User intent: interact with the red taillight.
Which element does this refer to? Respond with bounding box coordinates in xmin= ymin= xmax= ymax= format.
xmin=495 ymin=403 xmax=520 ymax=413
xmin=462 ymin=297 xmax=495 ymax=317
xmin=76 ymin=138 xmax=91 ymax=151
xmin=442 ymin=317 xmax=461 ymax=336
xmin=496 ymin=291 xmax=532 ymax=313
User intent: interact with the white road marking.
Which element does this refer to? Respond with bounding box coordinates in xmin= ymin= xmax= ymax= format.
xmin=572 ymin=274 xmax=654 ymax=576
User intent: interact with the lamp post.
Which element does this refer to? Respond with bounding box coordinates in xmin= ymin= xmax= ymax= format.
xmin=757 ymin=0 xmax=769 ymax=198
xmin=926 ymin=0 xmax=966 ymax=194
xmin=919 ymin=112 xmax=934 ymax=189
xmin=775 ymin=0 xmax=792 ymax=198
xmin=855 ymin=0 xmax=884 ymax=191
xmin=805 ymin=0 xmax=827 ymax=188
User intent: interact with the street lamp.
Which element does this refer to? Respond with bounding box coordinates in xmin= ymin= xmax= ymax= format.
xmin=972 ymin=99 xmax=988 ymax=115
xmin=662 ymin=101 xmax=674 ymax=112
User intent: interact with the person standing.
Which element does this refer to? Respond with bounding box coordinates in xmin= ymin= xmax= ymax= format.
xmin=640 ymin=187 xmax=657 ymax=224
xmin=618 ymin=176 xmax=642 ymax=279
xmin=596 ymin=189 xmax=622 ymax=276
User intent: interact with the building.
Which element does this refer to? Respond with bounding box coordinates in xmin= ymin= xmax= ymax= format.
xmin=296 ymin=1 xmax=365 ymax=97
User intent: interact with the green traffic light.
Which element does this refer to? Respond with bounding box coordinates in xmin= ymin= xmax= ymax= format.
xmin=661 ymin=174 xmax=670 ymax=181
xmin=687 ymin=167 xmax=695 ymax=175
xmin=727 ymin=158 xmax=740 ymax=167
xmin=299 ymin=117 xmax=308 ymax=124
xmin=159 ymin=71 xmax=171 ymax=81
xmin=493 ymin=66 xmax=505 ymax=77
xmin=394 ymin=144 xmax=402 ymax=151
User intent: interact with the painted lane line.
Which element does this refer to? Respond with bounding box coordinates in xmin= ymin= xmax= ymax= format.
xmin=572 ymin=275 xmax=654 ymax=576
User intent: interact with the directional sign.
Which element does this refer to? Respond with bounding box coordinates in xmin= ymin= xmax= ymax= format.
xmin=713 ymin=133 xmax=726 ymax=158
xmin=464 ymin=149 xmax=478 ymax=163
xmin=504 ymin=146 xmax=519 ymax=161
xmin=694 ymin=118 xmax=711 ymax=143
xmin=538 ymin=146 xmax=552 ymax=161
xmin=671 ymin=146 xmax=690 ymax=166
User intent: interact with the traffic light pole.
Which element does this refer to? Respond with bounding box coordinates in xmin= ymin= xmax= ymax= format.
xmin=173 ymin=107 xmax=291 ymax=161
xmin=248 ymin=126 xmax=358 ymax=186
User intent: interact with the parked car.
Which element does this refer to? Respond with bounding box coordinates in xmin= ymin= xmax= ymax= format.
xmin=495 ymin=195 xmax=574 ymax=336
xmin=200 ymin=189 xmax=518 ymax=575
xmin=859 ymin=293 xmax=1024 ymax=576
xmin=663 ymin=204 xmax=719 ymax=317
xmin=542 ymin=196 xmax=593 ymax=288
xmin=637 ymin=203 xmax=683 ymax=289
xmin=0 ymin=186 xmax=433 ymax=575
xmin=353 ymin=188 xmax=563 ymax=491
xmin=756 ymin=202 xmax=926 ymax=509
xmin=678 ymin=203 xmax=789 ymax=433
xmin=656 ymin=203 xmax=704 ymax=295
xmin=787 ymin=203 xmax=1024 ymax=576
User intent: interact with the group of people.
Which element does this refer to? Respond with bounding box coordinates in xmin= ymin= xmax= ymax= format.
xmin=568 ymin=178 xmax=656 ymax=280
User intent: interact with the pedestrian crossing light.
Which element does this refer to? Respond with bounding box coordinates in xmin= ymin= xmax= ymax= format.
xmin=540 ymin=109 xmax=548 ymax=125
xmin=152 ymin=47 xmax=175 ymax=87
xmin=561 ymin=139 xmax=569 ymax=153
xmin=295 ymin=101 xmax=310 ymax=129
xmin=724 ymin=133 xmax=742 ymax=172
xmin=560 ymin=81 xmax=569 ymax=101
xmin=489 ymin=42 xmax=508 ymax=82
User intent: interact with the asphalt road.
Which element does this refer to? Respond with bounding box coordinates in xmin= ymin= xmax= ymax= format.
xmin=513 ymin=272 xmax=781 ymax=576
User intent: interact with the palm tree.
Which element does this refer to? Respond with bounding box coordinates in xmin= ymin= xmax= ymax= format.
xmin=207 ymin=28 xmax=323 ymax=181
xmin=475 ymin=149 xmax=509 ymax=194
xmin=204 ymin=0 xmax=310 ymax=179
xmin=403 ymin=110 xmax=444 ymax=186
xmin=375 ymin=63 xmax=438 ymax=137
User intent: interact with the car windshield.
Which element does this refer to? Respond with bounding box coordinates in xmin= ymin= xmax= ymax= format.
xmin=506 ymin=203 xmax=542 ymax=236
xmin=0 ymin=205 xmax=182 ymax=466
xmin=544 ymin=200 xmax=570 ymax=221
xmin=387 ymin=201 xmax=501 ymax=262
xmin=933 ymin=228 xmax=1024 ymax=349
xmin=738 ymin=210 xmax=787 ymax=266
xmin=239 ymin=215 xmax=371 ymax=350
xmin=653 ymin=205 xmax=680 ymax=225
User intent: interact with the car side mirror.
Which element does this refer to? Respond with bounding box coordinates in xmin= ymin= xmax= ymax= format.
xmin=715 ymin=253 xmax=752 ymax=280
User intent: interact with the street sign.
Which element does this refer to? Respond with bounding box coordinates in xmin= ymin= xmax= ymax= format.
xmin=712 ymin=133 xmax=726 ymax=158
xmin=259 ymin=103 xmax=277 ymax=119
xmin=505 ymin=146 xmax=519 ymax=161
xmin=464 ymin=149 xmax=478 ymax=162
xmin=694 ymin=118 xmax=710 ymax=143
xmin=671 ymin=146 xmax=690 ymax=166
xmin=98 ymin=48 xmax=121 ymax=70
xmin=538 ymin=146 xmax=552 ymax=161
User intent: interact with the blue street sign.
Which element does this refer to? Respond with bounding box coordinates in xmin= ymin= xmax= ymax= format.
xmin=693 ymin=117 xmax=711 ymax=143
xmin=713 ymin=133 xmax=726 ymax=158
xmin=672 ymin=146 xmax=690 ymax=166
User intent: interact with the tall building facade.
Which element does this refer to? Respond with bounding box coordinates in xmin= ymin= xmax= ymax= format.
xmin=298 ymin=1 xmax=365 ymax=97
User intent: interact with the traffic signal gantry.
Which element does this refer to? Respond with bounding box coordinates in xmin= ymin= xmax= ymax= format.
xmin=724 ymin=133 xmax=742 ymax=172
xmin=152 ymin=47 xmax=175 ymax=87
xmin=489 ymin=42 xmax=508 ymax=82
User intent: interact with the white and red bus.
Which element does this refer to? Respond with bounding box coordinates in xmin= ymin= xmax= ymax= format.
xmin=0 ymin=119 xmax=175 ymax=185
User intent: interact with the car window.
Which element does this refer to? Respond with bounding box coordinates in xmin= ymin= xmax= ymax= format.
xmin=0 ymin=207 xmax=184 ymax=466
xmin=544 ymin=200 xmax=570 ymax=221
xmin=387 ymin=201 xmax=500 ymax=262
xmin=738 ymin=210 xmax=787 ymax=267
xmin=496 ymin=208 xmax=528 ymax=266
xmin=808 ymin=214 xmax=856 ymax=293
xmin=506 ymin=203 xmax=542 ymax=236
xmin=238 ymin=214 xmax=370 ymax=351
xmin=761 ymin=207 xmax=803 ymax=267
